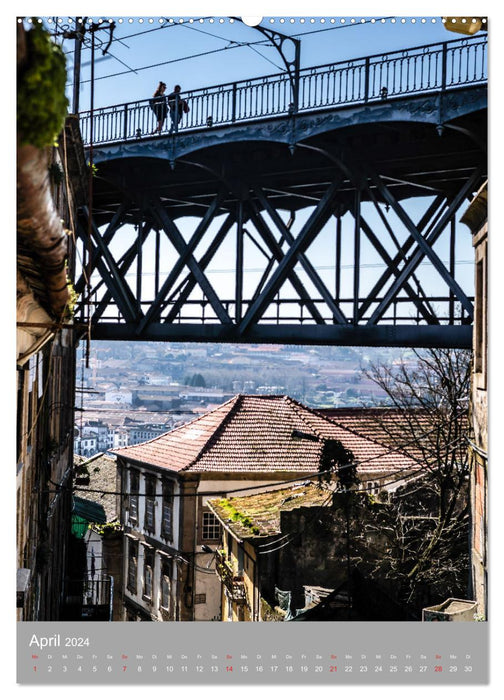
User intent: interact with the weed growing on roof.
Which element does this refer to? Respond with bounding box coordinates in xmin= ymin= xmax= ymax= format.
xmin=218 ymin=499 xmax=260 ymax=535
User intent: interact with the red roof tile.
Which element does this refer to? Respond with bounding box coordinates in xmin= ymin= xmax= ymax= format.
xmin=113 ymin=395 xmax=419 ymax=475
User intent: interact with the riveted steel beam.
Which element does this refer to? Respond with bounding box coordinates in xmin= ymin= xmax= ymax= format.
xmin=148 ymin=199 xmax=233 ymax=326
xmin=366 ymin=165 xmax=483 ymax=324
xmin=239 ymin=177 xmax=343 ymax=333
xmin=135 ymin=192 xmax=225 ymax=334
xmin=90 ymin=320 xmax=472 ymax=349
xmin=253 ymin=186 xmax=348 ymax=324
xmin=78 ymin=207 xmax=138 ymax=323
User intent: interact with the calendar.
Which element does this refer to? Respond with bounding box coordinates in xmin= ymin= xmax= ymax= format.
xmin=15 ymin=10 xmax=490 ymax=690
xmin=17 ymin=621 xmax=487 ymax=684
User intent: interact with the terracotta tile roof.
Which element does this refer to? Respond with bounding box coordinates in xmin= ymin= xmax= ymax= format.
xmin=318 ymin=407 xmax=431 ymax=463
xmin=208 ymin=482 xmax=331 ymax=540
xmin=113 ymin=395 xmax=419 ymax=476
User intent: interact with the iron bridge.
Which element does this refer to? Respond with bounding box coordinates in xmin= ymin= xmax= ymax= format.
xmin=74 ymin=35 xmax=487 ymax=348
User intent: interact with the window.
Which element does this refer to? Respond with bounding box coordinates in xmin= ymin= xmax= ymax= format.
xmin=143 ymin=547 xmax=154 ymax=601
xmin=202 ymin=511 xmax=221 ymax=541
xmin=161 ymin=481 xmax=174 ymax=541
xmin=160 ymin=557 xmax=173 ymax=612
xmin=127 ymin=538 xmax=138 ymax=594
xmin=144 ymin=476 xmax=156 ymax=532
xmin=129 ymin=470 xmax=139 ymax=524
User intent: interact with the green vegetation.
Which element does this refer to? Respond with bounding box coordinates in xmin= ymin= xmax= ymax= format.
xmin=18 ymin=22 xmax=68 ymax=148
xmin=217 ymin=499 xmax=260 ymax=535
xmin=93 ymin=521 xmax=122 ymax=536
xmin=184 ymin=373 xmax=206 ymax=387
xmin=65 ymin=276 xmax=79 ymax=319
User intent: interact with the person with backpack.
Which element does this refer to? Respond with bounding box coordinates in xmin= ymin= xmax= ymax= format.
xmin=167 ymin=85 xmax=189 ymax=133
xmin=149 ymin=81 xmax=167 ymax=134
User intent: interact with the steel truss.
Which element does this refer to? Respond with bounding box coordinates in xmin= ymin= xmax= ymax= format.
xmin=74 ymin=143 xmax=482 ymax=347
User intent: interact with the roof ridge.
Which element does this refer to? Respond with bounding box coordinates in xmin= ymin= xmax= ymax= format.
xmin=112 ymin=395 xmax=241 ymax=454
xmin=285 ymin=397 xmax=407 ymax=464
xmin=181 ymin=394 xmax=245 ymax=471
xmin=317 ymin=409 xmax=412 ymax=455
xmin=284 ymin=395 xmax=339 ymax=440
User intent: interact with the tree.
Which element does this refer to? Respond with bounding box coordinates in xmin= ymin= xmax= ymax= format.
xmin=362 ymin=348 xmax=471 ymax=609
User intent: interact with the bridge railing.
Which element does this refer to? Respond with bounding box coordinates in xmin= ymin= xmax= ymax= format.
xmin=79 ymin=35 xmax=487 ymax=146
xmin=84 ymin=295 xmax=474 ymax=328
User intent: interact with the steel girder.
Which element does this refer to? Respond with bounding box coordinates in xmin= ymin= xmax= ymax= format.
xmin=74 ymin=154 xmax=478 ymax=348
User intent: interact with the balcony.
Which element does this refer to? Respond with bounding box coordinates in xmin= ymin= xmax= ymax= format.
xmin=63 ymin=576 xmax=113 ymax=621
xmin=215 ymin=550 xmax=247 ymax=603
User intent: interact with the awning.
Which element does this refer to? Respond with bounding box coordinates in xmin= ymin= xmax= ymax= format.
xmin=72 ymin=496 xmax=107 ymax=524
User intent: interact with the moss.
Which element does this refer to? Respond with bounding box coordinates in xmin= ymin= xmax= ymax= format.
xmin=218 ymin=499 xmax=260 ymax=534
xmin=93 ymin=521 xmax=122 ymax=536
xmin=18 ymin=22 xmax=69 ymax=148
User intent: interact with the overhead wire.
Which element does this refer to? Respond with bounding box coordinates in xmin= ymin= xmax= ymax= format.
xmin=64 ymin=15 xmax=393 ymax=88
xmin=58 ymin=413 xmax=469 ymax=501
xmin=290 ymin=17 xmax=394 ymax=38
xmin=74 ymin=43 xmax=265 ymax=86
xmin=255 ymin=436 xmax=468 ymax=555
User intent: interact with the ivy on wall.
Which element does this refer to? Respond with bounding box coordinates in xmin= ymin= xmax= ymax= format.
xmin=17 ymin=21 xmax=68 ymax=148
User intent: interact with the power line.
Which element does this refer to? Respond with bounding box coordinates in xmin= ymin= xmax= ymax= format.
xmin=68 ymin=16 xmax=388 ymax=87
xmin=255 ymin=442 xmax=466 ymax=556
xmin=290 ymin=17 xmax=394 ymax=38
xmin=62 ymin=423 xmax=468 ymax=502
xmin=61 ymin=18 xmax=201 ymax=55
xmin=73 ymin=41 xmax=264 ymax=87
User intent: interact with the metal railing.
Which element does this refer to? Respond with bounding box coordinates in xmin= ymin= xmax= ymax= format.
xmin=79 ymin=35 xmax=487 ymax=146
xmin=85 ymin=295 xmax=474 ymax=327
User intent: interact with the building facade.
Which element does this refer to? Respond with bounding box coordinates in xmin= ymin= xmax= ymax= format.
xmin=461 ymin=181 xmax=488 ymax=618
xmin=114 ymin=394 xmax=421 ymax=622
xmin=16 ymin=22 xmax=86 ymax=619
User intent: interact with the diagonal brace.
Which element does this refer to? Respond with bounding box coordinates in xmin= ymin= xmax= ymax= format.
xmin=79 ymin=207 xmax=138 ymax=323
xmin=136 ymin=193 xmax=225 ymax=334
xmin=149 ymin=200 xmax=233 ymax=325
xmin=239 ymin=178 xmax=342 ymax=333
xmin=253 ymin=186 xmax=348 ymax=324
xmin=366 ymin=166 xmax=483 ymax=324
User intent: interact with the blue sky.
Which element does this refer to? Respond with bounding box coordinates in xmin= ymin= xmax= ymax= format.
xmin=7 ymin=7 xmax=502 ymax=697
xmin=46 ymin=15 xmax=460 ymax=112
xmin=26 ymin=10 xmax=482 ymax=321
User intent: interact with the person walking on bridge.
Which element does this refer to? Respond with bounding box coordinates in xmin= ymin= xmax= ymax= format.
xmin=168 ymin=84 xmax=189 ymax=133
xmin=149 ymin=81 xmax=167 ymax=134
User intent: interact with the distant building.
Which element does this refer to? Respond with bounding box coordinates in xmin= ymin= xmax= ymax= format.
xmin=128 ymin=423 xmax=169 ymax=446
xmin=178 ymin=390 xmax=233 ymax=403
xmin=105 ymin=390 xmax=133 ymax=405
xmin=132 ymin=384 xmax=181 ymax=410
xmin=108 ymin=427 xmax=129 ymax=450
xmin=113 ymin=395 xmax=420 ymax=622
xmin=74 ymin=428 xmax=98 ymax=457
xmin=81 ymin=420 xmax=110 ymax=452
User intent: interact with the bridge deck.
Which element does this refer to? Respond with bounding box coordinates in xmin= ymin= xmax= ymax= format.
xmin=74 ymin=35 xmax=487 ymax=348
